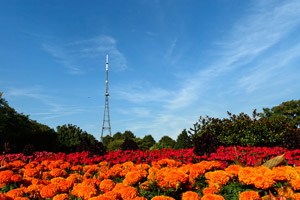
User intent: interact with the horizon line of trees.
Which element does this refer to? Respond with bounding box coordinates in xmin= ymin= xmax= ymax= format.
xmin=1 ymin=91 xmax=300 ymax=155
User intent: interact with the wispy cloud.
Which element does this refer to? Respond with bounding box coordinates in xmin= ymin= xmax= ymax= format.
xmin=114 ymin=82 xmax=172 ymax=103
xmin=167 ymin=0 xmax=300 ymax=110
xmin=42 ymin=35 xmax=127 ymax=74
xmin=4 ymin=87 xmax=88 ymax=120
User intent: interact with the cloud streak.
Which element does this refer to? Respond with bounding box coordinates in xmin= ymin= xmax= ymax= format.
xmin=43 ymin=35 xmax=127 ymax=74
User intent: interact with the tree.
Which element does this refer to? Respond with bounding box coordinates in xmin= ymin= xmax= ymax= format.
xmin=107 ymin=139 xmax=124 ymax=152
xmin=137 ymin=135 xmax=156 ymax=150
xmin=0 ymin=93 xmax=57 ymax=153
xmin=174 ymin=129 xmax=193 ymax=149
xmin=260 ymin=100 xmax=300 ymax=128
xmin=150 ymin=136 xmax=176 ymax=150
xmin=56 ymin=124 xmax=95 ymax=153
xmin=112 ymin=132 xmax=123 ymax=140
xmin=102 ymin=135 xmax=113 ymax=148
xmin=123 ymin=130 xmax=136 ymax=139
xmin=121 ymin=137 xmax=139 ymax=151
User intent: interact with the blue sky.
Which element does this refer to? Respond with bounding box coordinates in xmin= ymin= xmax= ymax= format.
xmin=1 ymin=0 xmax=300 ymax=141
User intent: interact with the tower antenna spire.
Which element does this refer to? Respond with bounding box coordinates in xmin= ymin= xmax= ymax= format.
xmin=101 ymin=54 xmax=111 ymax=142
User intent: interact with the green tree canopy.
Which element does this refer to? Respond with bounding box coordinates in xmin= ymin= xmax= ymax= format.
xmin=260 ymin=99 xmax=300 ymax=128
xmin=56 ymin=124 xmax=96 ymax=153
xmin=0 ymin=92 xmax=57 ymax=153
xmin=150 ymin=136 xmax=175 ymax=150
xmin=136 ymin=135 xmax=156 ymax=150
xmin=174 ymin=129 xmax=193 ymax=149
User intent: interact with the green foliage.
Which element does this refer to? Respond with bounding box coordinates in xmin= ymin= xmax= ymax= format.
xmin=107 ymin=139 xmax=124 ymax=152
xmin=56 ymin=124 xmax=96 ymax=153
xmin=123 ymin=130 xmax=136 ymax=139
xmin=102 ymin=135 xmax=113 ymax=148
xmin=174 ymin=129 xmax=193 ymax=150
xmin=121 ymin=137 xmax=139 ymax=151
xmin=136 ymin=135 xmax=156 ymax=150
xmin=0 ymin=93 xmax=57 ymax=153
xmin=150 ymin=136 xmax=176 ymax=150
xmin=260 ymin=99 xmax=300 ymax=128
xmin=112 ymin=132 xmax=123 ymax=140
xmin=191 ymin=109 xmax=295 ymax=147
xmin=193 ymin=130 xmax=219 ymax=156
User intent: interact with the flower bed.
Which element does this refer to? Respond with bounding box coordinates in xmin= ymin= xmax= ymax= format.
xmin=1 ymin=158 xmax=300 ymax=199
xmin=1 ymin=146 xmax=300 ymax=166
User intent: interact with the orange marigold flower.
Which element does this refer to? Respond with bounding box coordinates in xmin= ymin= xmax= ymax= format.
xmin=31 ymin=178 xmax=41 ymax=185
xmin=253 ymin=175 xmax=275 ymax=190
xmin=53 ymin=193 xmax=70 ymax=200
xmin=71 ymin=165 xmax=83 ymax=171
xmin=139 ymin=181 xmax=150 ymax=190
xmin=24 ymin=184 xmax=44 ymax=198
xmin=100 ymin=179 xmax=116 ymax=193
xmin=23 ymin=168 xmax=40 ymax=178
xmin=0 ymin=170 xmax=14 ymax=184
xmin=276 ymin=186 xmax=294 ymax=198
xmin=14 ymin=197 xmax=30 ymax=200
xmin=7 ymin=160 xmax=26 ymax=169
xmin=50 ymin=168 xmax=68 ymax=177
xmin=119 ymin=186 xmax=139 ymax=200
xmin=89 ymin=196 xmax=111 ymax=200
xmin=133 ymin=197 xmax=148 ymax=200
xmin=41 ymin=171 xmax=51 ymax=180
xmin=123 ymin=171 xmax=143 ymax=186
xmin=113 ymin=182 xmax=125 ymax=191
xmin=225 ymin=165 xmax=242 ymax=177
xmin=201 ymin=194 xmax=225 ymax=200
xmin=66 ymin=173 xmax=82 ymax=184
xmin=10 ymin=174 xmax=22 ymax=182
xmin=6 ymin=188 xmax=25 ymax=199
xmin=239 ymin=191 xmax=260 ymax=200
xmin=293 ymin=193 xmax=300 ymax=200
xmin=151 ymin=195 xmax=176 ymax=200
xmin=182 ymin=191 xmax=201 ymax=200
xmin=71 ymin=182 xmax=98 ymax=200
xmin=238 ymin=167 xmax=257 ymax=185
xmin=40 ymin=184 xmax=60 ymax=199
xmin=101 ymin=190 xmax=120 ymax=199
xmin=60 ymin=162 xmax=71 ymax=170
xmin=205 ymin=170 xmax=231 ymax=186
xmin=203 ymin=187 xmax=219 ymax=195
xmin=290 ymin=178 xmax=300 ymax=190
xmin=267 ymin=167 xmax=290 ymax=181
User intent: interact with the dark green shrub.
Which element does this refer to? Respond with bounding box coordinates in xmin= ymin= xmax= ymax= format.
xmin=193 ymin=130 xmax=219 ymax=156
xmin=121 ymin=137 xmax=139 ymax=151
xmin=22 ymin=144 xmax=35 ymax=156
xmin=283 ymin=129 xmax=300 ymax=150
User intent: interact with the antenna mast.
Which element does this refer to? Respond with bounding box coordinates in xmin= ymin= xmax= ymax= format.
xmin=101 ymin=54 xmax=111 ymax=142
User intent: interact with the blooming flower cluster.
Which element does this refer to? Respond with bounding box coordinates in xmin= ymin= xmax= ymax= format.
xmin=2 ymin=146 xmax=300 ymax=167
xmin=1 ymin=158 xmax=300 ymax=199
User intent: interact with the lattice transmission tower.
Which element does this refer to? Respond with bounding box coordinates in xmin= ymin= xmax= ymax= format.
xmin=101 ymin=54 xmax=111 ymax=142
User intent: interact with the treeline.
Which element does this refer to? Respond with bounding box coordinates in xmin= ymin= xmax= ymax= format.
xmin=0 ymin=92 xmax=105 ymax=155
xmin=1 ymin=91 xmax=300 ymax=156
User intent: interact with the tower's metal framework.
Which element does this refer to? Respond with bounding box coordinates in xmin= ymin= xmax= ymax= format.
xmin=101 ymin=54 xmax=111 ymax=142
